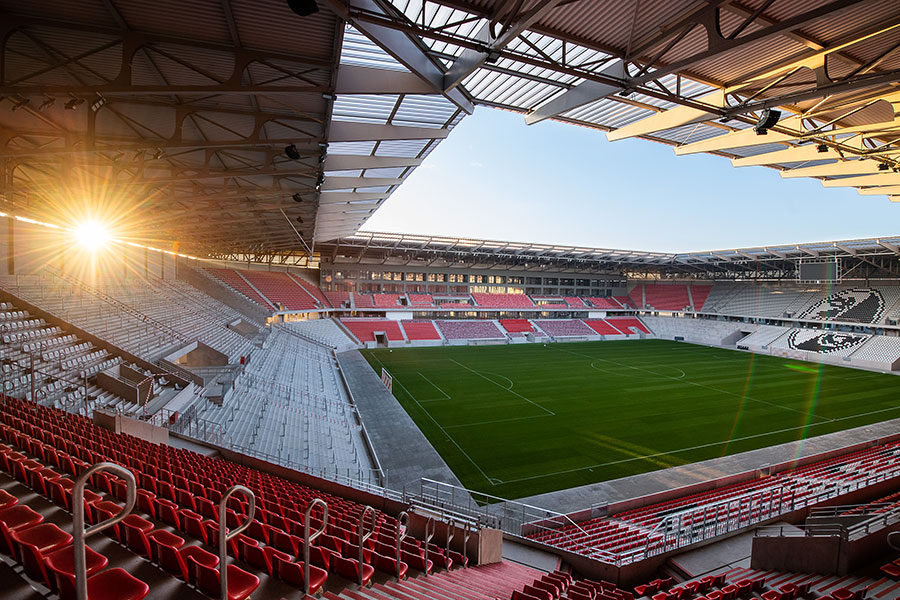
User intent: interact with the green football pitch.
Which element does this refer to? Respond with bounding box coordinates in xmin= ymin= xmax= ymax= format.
xmin=361 ymin=339 xmax=900 ymax=500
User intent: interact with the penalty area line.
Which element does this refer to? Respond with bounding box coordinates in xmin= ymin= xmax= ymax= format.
xmin=390 ymin=373 xmax=499 ymax=486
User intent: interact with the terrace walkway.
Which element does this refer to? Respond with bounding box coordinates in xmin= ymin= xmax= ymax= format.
xmin=336 ymin=349 xmax=465 ymax=494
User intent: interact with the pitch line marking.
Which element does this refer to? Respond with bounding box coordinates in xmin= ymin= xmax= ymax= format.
xmin=392 ymin=376 xmax=498 ymax=485
xmin=367 ymin=352 xmax=498 ymax=485
xmin=418 ymin=372 xmax=451 ymax=399
xmin=589 ymin=360 xmax=685 ymax=380
xmin=499 ymin=404 xmax=900 ymax=485
xmin=449 ymin=358 xmax=555 ymax=416
xmin=444 ymin=413 xmax=550 ymax=429
xmin=559 ymin=347 xmax=830 ymax=424
xmin=483 ymin=371 xmax=515 ymax=390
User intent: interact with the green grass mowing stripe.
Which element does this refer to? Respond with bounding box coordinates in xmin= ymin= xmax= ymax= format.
xmin=361 ymin=340 xmax=900 ymax=499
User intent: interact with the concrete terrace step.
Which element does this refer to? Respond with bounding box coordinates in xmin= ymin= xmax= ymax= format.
xmin=334 ymin=562 xmax=544 ymax=600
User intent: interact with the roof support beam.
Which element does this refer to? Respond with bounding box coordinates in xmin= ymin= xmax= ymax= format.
xmin=821 ymin=172 xmax=900 ymax=187
xmin=731 ymin=144 xmax=844 ymax=167
xmin=858 ymin=186 xmax=900 ymax=195
xmin=524 ymin=59 xmax=625 ymax=125
xmin=318 ymin=191 xmax=390 ymax=202
xmin=327 ymin=0 xmax=474 ymax=114
xmin=320 ymin=176 xmax=402 ymax=190
xmin=443 ymin=0 xmax=568 ymax=92
xmin=607 ymin=90 xmax=724 ymax=141
xmin=781 ymin=159 xmax=884 ymax=178
xmin=323 ymin=155 xmax=422 ymax=170
xmin=525 ymin=0 xmax=869 ymax=125
xmin=328 ymin=121 xmax=448 ymax=141
xmin=674 ymin=118 xmax=802 ymax=155
xmin=335 ymin=64 xmax=434 ymax=94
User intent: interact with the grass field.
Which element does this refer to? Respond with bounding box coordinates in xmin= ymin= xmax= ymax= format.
xmin=361 ymin=340 xmax=900 ymax=500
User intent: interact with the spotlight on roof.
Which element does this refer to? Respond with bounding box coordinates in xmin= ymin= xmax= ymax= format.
xmin=89 ymin=94 xmax=107 ymax=112
xmin=753 ymin=108 xmax=781 ymax=136
xmin=292 ymin=193 xmax=304 ymax=203
xmin=286 ymin=0 xmax=319 ymax=16
xmin=11 ymin=98 xmax=30 ymax=112
xmin=152 ymin=149 xmax=164 ymax=160
xmin=878 ymin=162 xmax=890 ymax=171
xmin=38 ymin=97 xmax=55 ymax=111
xmin=284 ymin=144 xmax=301 ymax=160
xmin=817 ymin=144 xmax=828 ymax=153
xmin=64 ymin=97 xmax=84 ymax=110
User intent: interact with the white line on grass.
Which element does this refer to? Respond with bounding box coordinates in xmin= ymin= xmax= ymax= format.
xmin=444 ymin=413 xmax=551 ymax=429
xmin=449 ymin=358 xmax=555 ymax=416
xmin=367 ymin=353 xmax=498 ymax=485
xmin=418 ymin=372 xmax=452 ymax=399
xmin=499 ymin=403 xmax=900 ymax=485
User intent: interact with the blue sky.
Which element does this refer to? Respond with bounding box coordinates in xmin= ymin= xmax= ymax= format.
xmin=360 ymin=107 xmax=899 ymax=253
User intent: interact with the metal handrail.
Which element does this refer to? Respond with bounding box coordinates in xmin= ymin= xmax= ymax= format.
xmin=889 ymin=531 xmax=900 ymax=551
xmin=395 ymin=511 xmax=408 ymax=579
xmin=446 ymin=518 xmax=455 ymax=562
xmin=304 ymin=498 xmax=328 ymax=595
xmin=73 ymin=462 xmax=137 ymax=600
xmin=461 ymin=520 xmax=471 ymax=568
xmin=423 ymin=517 xmax=435 ymax=578
xmin=357 ymin=506 xmax=376 ymax=585
xmin=218 ymin=485 xmax=256 ymax=600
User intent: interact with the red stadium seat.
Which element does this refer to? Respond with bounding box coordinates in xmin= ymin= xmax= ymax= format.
xmin=191 ymin=559 xmax=259 ymax=600
xmin=272 ymin=554 xmax=329 ymax=593
xmin=10 ymin=522 xmax=73 ymax=580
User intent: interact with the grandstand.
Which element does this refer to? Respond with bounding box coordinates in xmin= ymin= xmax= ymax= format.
xmin=2 ymin=0 xmax=900 ymax=598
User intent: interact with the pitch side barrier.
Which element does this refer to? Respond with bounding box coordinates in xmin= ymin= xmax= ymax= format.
xmin=396 ymin=434 xmax=900 ymax=569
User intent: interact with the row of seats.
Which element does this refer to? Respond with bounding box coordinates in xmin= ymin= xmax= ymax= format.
xmin=196 ymin=326 xmax=369 ymax=478
xmin=0 ymin=396 xmax=469 ymax=599
xmin=528 ymin=441 xmax=900 ymax=561
xmin=238 ymin=271 xmax=319 ymax=311
xmin=206 ymin=268 xmax=274 ymax=309
xmin=340 ymin=318 xmax=651 ymax=344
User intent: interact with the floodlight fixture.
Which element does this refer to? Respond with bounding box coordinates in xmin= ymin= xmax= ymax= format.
xmin=287 ymin=0 xmax=319 ymax=16
xmin=284 ymin=144 xmax=301 ymax=160
xmin=753 ymin=109 xmax=781 ymax=135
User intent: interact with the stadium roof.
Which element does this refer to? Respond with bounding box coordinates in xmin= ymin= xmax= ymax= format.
xmin=2 ymin=0 xmax=900 ymax=257
xmin=323 ymin=230 xmax=900 ymax=278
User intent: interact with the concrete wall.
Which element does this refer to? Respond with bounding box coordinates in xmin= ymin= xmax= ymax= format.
xmin=751 ymin=535 xmax=844 ymax=573
xmin=167 ymin=341 xmax=229 ymax=367
xmin=92 ymin=410 xmax=169 ymax=444
xmin=96 ymin=370 xmax=140 ymax=404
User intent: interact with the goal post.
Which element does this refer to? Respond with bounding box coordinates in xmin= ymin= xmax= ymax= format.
xmin=380 ymin=368 xmax=393 ymax=393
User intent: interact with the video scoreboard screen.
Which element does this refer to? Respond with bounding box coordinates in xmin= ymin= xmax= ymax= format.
xmin=799 ymin=260 xmax=840 ymax=282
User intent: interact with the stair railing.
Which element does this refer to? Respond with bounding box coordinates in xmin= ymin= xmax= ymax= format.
xmin=423 ymin=516 xmax=435 ymax=577
xmin=304 ymin=498 xmax=329 ymax=595
xmin=395 ymin=511 xmax=408 ymax=579
xmin=445 ymin=518 xmax=455 ymax=564
xmin=73 ymin=462 xmax=137 ymax=600
xmin=461 ymin=521 xmax=471 ymax=567
xmin=357 ymin=506 xmax=376 ymax=585
xmin=218 ymin=485 xmax=256 ymax=600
